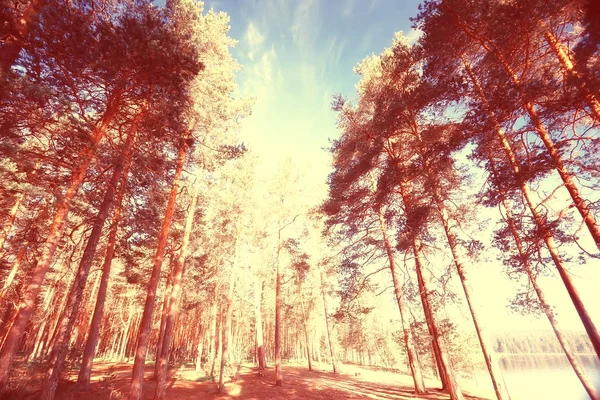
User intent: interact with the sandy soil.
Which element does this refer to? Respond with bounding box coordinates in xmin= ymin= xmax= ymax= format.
xmin=2 ymin=361 xmax=492 ymax=400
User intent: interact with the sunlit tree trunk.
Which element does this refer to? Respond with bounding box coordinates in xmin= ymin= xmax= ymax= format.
xmin=0 ymin=88 xmax=122 ymax=391
xmin=254 ymin=280 xmax=266 ymax=369
xmin=129 ymin=131 xmax=191 ymax=400
xmin=376 ymin=208 xmax=426 ymax=393
xmin=41 ymin=100 xmax=146 ymax=400
xmin=0 ymin=192 xmax=23 ymax=252
xmin=77 ymin=157 xmax=131 ymax=387
xmin=218 ymin=265 xmax=236 ymax=393
xmin=489 ymin=158 xmax=600 ymax=400
xmin=154 ymin=261 xmax=175 ymax=379
xmin=274 ymin=242 xmax=283 ymax=385
xmin=412 ymin=237 xmax=464 ymax=400
xmin=0 ymin=0 xmax=46 ymax=76
xmin=298 ymin=290 xmax=312 ymax=372
xmin=541 ymin=25 xmax=600 ymax=120
xmin=319 ymin=270 xmax=338 ymax=374
xmin=210 ymin=303 xmax=223 ymax=377
xmin=155 ymin=182 xmax=201 ymax=399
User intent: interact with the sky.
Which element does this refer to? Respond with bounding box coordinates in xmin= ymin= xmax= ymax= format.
xmin=199 ymin=0 xmax=600 ymax=334
xmin=205 ymin=0 xmax=422 ymax=191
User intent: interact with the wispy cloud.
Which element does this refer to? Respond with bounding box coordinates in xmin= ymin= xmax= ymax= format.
xmin=245 ymin=22 xmax=265 ymax=60
xmin=291 ymin=0 xmax=320 ymax=48
xmin=342 ymin=0 xmax=355 ymax=17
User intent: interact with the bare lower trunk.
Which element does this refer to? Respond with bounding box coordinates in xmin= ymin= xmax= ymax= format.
xmin=129 ymin=134 xmax=190 ymax=400
xmin=298 ymin=291 xmax=312 ymax=372
xmin=77 ymin=159 xmax=130 ymax=387
xmin=254 ymin=280 xmax=266 ymax=369
xmin=275 ymin=252 xmax=283 ymax=385
xmin=376 ymin=209 xmax=426 ymax=393
xmin=320 ymin=271 xmax=338 ymax=374
xmin=0 ymin=88 xmax=122 ymax=390
xmin=412 ymin=238 xmax=464 ymax=400
xmin=218 ymin=266 xmax=236 ymax=393
xmin=155 ymin=183 xmax=200 ymax=399
xmin=154 ymin=263 xmax=175 ymax=380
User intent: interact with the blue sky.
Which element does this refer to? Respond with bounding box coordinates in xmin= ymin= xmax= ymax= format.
xmin=205 ymin=0 xmax=422 ymax=187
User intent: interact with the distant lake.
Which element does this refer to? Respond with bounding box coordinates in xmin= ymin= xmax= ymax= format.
xmin=473 ymin=354 xmax=600 ymax=400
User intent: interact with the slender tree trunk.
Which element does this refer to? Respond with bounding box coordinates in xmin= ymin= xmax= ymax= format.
xmin=155 ymin=182 xmax=201 ymax=399
xmin=320 ymin=270 xmax=338 ymax=374
xmin=275 ymin=245 xmax=283 ymax=385
xmin=218 ymin=266 xmax=236 ymax=393
xmin=210 ymin=303 xmax=223 ymax=377
xmin=298 ymin=290 xmax=312 ymax=372
xmin=254 ymin=280 xmax=266 ymax=369
xmin=0 ymin=0 xmax=46 ymax=76
xmin=376 ymin=208 xmax=426 ymax=393
xmin=0 ymin=193 xmax=23 ymax=252
xmin=195 ymin=313 xmax=204 ymax=372
xmin=541 ymin=25 xmax=600 ymax=120
xmin=0 ymin=88 xmax=122 ymax=390
xmin=154 ymin=261 xmax=174 ymax=380
xmin=490 ymin=158 xmax=599 ymax=400
xmin=435 ymin=199 xmax=511 ymax=400
xmin=40 ymin=101 xmax=146 ymax=400
xmin=129 ymin=132 xmax=191 ymax=400
xmin=460 ymin=57 xmax=600 ymax=359
xmin=77 ymin=156 xmax=131 ymax=387
xmin=412 ymin=238 xmax=464 ymax=400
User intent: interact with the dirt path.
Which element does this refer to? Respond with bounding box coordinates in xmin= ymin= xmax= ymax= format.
xmin=4 ymin=362 xmax=492 ymax=400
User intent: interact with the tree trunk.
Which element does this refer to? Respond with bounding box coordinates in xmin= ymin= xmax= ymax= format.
xmin=77 ymin=154 xmax=131 ymax=387
xmin=254 ymin=280 xmax=266 ymax=369
xmin=0 ymin=0 xmax=46 ymax=76
xmin=0 ymin=88 xmax=122 ymax=391
xmin=218 ymin=264 xmax=236 ymax=393
xmin=210 ymin=303 xmax=223 ymax=377
xmin=129 ymin=132 xmax=190 ymax=400
xmin=435 ymin=199 xmax=510 ymax=400
xmin=155 ymin=182 xmax=200 ymax=399
xmin=376 ymin=208 xmax=426 ymax=393
xmin=0 ymin=192 xmax=23 ymax=252
xmin=40 ymin=100 xmax=144 ymax=400
xmin=320 ymin=270 xmax=338 ymax=374
xmin=412 ymin=238 xmax=464 ymax=400
xmin=275 ymin=245 xmax=283 ymax=385
xmin=490 ymin=158 xmax=599 ymax=400
xmin=541 ymin=25 xmax=600 ymax=120
xmin=298 ymin=290 xmax=312 ymax=372
xmin=154 ymin=260 xmax=175 ymax=380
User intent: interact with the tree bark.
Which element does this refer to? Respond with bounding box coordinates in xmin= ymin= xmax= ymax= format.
xmin=218 ymin=263 xmax=236 ymax=393
xmin=298 ymin=290 xmax=312 ymax=372
xmin=155 ymin=182 xmax=201 ymax=399
xmin=275 ymin=244 xmax=283 ymax=385
xmin=0 ymin=88 xmax=122 ymax=391
xmin=129 ymin=131 xmax=191 ymax=400
xmin=154 ymin=259 xmax=175 ymax=380
xmin=0 ymin=246 xmax=25 ymax=302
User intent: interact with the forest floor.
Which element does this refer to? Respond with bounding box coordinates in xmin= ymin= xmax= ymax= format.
xmin=4 ymin=361 xmax=492 ymax=400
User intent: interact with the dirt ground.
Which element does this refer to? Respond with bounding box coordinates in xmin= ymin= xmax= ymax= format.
xmin=2 ymin=361 xmax=492 ymax=400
